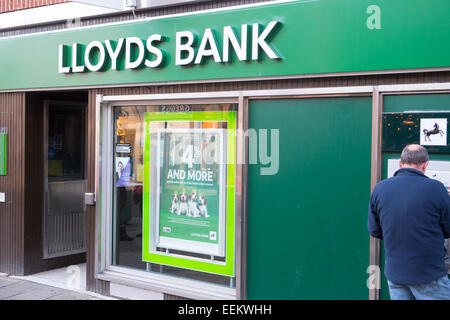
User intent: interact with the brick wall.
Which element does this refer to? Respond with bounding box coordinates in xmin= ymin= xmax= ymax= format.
xmin=0 ymin=0 xmax=68 ymax=13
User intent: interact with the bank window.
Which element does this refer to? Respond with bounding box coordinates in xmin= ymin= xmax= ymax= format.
xmin=111 ymin=103 xmax=238 ymax=288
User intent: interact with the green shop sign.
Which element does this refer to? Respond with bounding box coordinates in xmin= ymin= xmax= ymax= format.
xmin=0 ymin=0 xmax=449 ymax=90
xmin=0 ymin=133 xmax=6 ymax=176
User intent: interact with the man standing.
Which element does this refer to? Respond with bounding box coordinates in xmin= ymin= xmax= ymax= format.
xmin=368 ymin=144 xmax=450 ymax=299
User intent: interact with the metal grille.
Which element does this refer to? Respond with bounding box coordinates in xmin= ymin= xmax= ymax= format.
xmin=44 ymin=180 xmax=87 ymax=258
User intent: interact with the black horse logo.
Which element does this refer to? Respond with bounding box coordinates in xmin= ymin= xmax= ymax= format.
xmin=423 ymin=122 xmax=445 ymax=142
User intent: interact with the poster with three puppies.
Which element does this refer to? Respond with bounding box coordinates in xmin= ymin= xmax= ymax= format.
xmin=155 ymin=128 xmax=227 ymax=257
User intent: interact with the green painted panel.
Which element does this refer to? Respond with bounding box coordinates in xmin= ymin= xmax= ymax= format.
xmin=247 ymin=97 xmax=372 ymax=299
xmin=380 ymin=93 xmax=450 ymax=300
xmin=0 ymin=0 xmax=450 ymax=90
xmin=0 ymin=133 xmax=6 ymax=175
xmin=384 ymin=94 xmax=450 ymax=113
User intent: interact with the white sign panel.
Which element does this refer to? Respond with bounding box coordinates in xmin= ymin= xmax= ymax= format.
xmin=387 ymin=159 xmax=450 ymax=194
xmin=420 ymin=118 xmax=447 ymax=146
xmin=149 ymin=127 xmax=227 ymax=257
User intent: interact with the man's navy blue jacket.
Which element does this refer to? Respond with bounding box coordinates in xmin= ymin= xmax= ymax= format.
xmin=368 ymin=167 xmax=450 ymax=285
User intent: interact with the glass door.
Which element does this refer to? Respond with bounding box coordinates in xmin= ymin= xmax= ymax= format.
xmin=43 ymin=101 xmax=87 ymax=259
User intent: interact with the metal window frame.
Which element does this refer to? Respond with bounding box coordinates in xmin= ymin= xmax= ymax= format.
xmin=368 ymin=82 xmax=450 ymax=300
xmin=94 ymin=83 xmax=450 ymax=300
xmin=95 ymin=92 xmax=243 ymax=300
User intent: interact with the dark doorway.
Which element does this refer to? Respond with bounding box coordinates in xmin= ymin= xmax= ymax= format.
xmin=24 ymin=91 xmax=88 ymax=276
xmin=43 ymin=102 xmax=87 ymax=259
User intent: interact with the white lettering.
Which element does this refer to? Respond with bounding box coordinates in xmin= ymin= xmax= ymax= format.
xmin=194 ymin=28 xmax=221 ymax=64
xmin=105 ymin=38 xmax=124 ymax=70
xmin=367 ymin=265 xmax=381 ymax=289
xmin=366 ymin=5 xmax=381 ymax=30
xmin=145 ymin=34 xmax=164 ymax=68
xmin=223 ymin=24 xmax=248 ymax=62
xmin=168 ymin=169 xmax=186 ymax=180
xmin=125 ymin=37 xmax=145 ymax=69
xmin=176 ymin=31 xmax=195 ymax=66
xmin=259 ymin=129 xmax=279 ymax=176
xmin=178 ymin=305 xmax=212 ymax=317
xmin=222 ymin=305 xmax=272 ymax=315
xmin=58 ymin=20 xmax=282 ymax=72
xmin=71 ymin=43 xmax=85 ymax=73
xmin=58 ymin=44 xmax=70 ymax=73
xmin=167 ymin=169 xmax=174 ymax=180
xmin=85 ymin=41 xmax=106 ymax=72
xmin=252 ymin=21 xmax=280 ymax=60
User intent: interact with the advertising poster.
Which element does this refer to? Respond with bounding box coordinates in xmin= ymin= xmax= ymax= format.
xmin=388 ymin=159 xmax=450 ymax=194
xmin=115 ymin=156 xmax=131 ymax=186
xmin=142 ymin=110 xmax=237 ymax=277
xmin=156 ymin=129 xmax=226 ymax=257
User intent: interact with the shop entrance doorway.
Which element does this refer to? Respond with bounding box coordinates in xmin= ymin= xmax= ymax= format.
xmin=22 ymin=91 xmax=88 ymax=277
xmin=43 ymin=101 xmax=87 ymax=259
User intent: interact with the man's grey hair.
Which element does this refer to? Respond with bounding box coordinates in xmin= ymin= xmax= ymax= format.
xmin=400 ymin=144 xmax=429 ymax=165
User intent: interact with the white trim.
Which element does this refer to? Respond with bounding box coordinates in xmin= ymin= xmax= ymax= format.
xmin=102 ymin=91 xmax=242 ymax=102
xmin=0 ymin=0 xmax=298 ymax=40
xmin=243 ymin=86 xmax=374 ymax=97
xmin=98 ymin=83 xmax=450 ymax=103
xmin=101 ymin=87 xmax=373 ymax=103
xmin=378 ymin=83 xmax=450 ymax=93
xmin=109 ymin=282 xmax=164 ymax=300
xmin=98 ymin=265 xmax=236 ymax=300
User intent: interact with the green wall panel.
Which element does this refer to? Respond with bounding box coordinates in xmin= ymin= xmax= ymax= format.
xmin=384 ymin=94 xmax=450 ymax=113
xmin=247 ymin=97 xmax=372 ymax=299
xmin=380 ymin=93 xmax=450 ymax=300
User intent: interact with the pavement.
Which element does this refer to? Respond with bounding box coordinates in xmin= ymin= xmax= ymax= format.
xmin=0 ymin=274 xmax=100 ymax=300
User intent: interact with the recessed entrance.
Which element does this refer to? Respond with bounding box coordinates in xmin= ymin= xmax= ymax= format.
xmin=43 ymin=101 xmax=87 ymax=259
xmin=23 ymin=91 xmax=88 ymax=277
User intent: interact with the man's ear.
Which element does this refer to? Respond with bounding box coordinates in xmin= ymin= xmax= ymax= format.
xmin=423 ymin=161 xmax=429 ymax=172
xmin=398 ymin=159 xmax=403 ymax=168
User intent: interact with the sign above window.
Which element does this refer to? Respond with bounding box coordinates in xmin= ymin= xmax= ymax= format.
xmin=57 ymin=21 xmax=281 ymax=73
xmin=0 ymin=0 xmax=449 ymax=90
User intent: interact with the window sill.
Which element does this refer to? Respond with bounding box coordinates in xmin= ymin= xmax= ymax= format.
xmin=96 ymin=266 xmax=237 ymax=300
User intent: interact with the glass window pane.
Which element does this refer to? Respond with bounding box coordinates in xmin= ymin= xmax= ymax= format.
xmin=48 ymin=105 xmax=85 ymax=181
xmin=111 ymin=103 xmax=238 ymax=288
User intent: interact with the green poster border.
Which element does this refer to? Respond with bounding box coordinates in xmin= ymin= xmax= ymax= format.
xmin=0 ymin=133 xmax=6 ymax=176
xmin=142 ymin=111 xmax=237 ymax=277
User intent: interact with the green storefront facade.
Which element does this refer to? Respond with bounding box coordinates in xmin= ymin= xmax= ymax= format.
xmin=0 ymin=0 xmax=449 ymax=300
